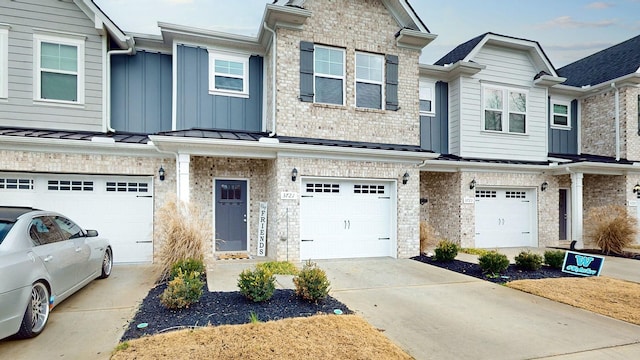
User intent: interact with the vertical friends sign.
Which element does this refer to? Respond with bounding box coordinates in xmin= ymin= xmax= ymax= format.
xmin=257 ymin=202 xmax=268 ymax=257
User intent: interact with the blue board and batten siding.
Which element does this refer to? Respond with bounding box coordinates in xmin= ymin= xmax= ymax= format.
xmin=548 ymin=99 xmax=578 ymax=154
xmin=421 ymin=82 xmax=449 ymax=153
xmin=111 ymin=51 xmax=172 ymax=133
xmin=177 ymin=45 xmax=263 ymax=131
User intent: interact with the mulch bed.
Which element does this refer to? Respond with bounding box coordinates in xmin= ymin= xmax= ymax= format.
xmin=411 ymin=255 xmax=580 ymax=283
xmin=121 ymin=284 xmax=352 ymax=341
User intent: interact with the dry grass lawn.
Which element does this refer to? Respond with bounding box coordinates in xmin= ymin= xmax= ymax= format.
xmin=112 ymin=272 xmax=640 ymax=359
xmin=111 ymin=314 xmax=412 ymax=360
xmin=507 ymin=276 xmax=640 ymax=325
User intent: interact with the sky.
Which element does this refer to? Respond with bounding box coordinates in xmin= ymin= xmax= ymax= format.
xmin=93 ymin=0 xmax=640 ymax=68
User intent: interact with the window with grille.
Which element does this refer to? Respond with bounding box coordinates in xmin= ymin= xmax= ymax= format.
xmin=354 ymin=184 xmax=385 ymax=194
xmin=0 ymin=178 xmax=34 ymax=190
xmin=106 ymin=182 xmax=148 ymax=193
xmin=48 ymin=180 xmax=93 ymax=191
xmin=505 ymin=191 xmax=526 ymax=199
xmin=306 ymin=183 xmax=340 ymax=193
xmin=475 ymin=190 xmax=497 ymax=198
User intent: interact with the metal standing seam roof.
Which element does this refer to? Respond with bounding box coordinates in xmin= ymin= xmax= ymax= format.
xmin=548 ymin=153 xmax=636 ymax=165
xmin=557 ymin=34 xmax=640 ymax=87
xmin=158 ymin=128 xmax=432 ymax=153
xmin=0 ymin=127 xmax=151 ymax=144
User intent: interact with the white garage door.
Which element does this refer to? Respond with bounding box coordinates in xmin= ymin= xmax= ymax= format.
xmin=300 ymin=179 xmax=395 ymax=260
xmin=475 ymin=188 xmax=536 ymax=248
xmin=0 ymin=173 xmax=153 ymax=263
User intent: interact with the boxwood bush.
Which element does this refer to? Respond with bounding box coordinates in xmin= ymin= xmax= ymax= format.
xmin=544 ymin=250 xmax=566 ymax=269
xmin=478 ymin=251 xmax=510 ymax=276
xmin=514 ymin=251 xmax=543 ymax=271
xmin=237 ymin=267 xmax=275 ymax=302
xmin=434 ymin=240 xmax=459 ymax=262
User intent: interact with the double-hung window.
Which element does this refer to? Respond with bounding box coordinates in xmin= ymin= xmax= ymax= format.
xmin=483 ymin=86 xmax=527 ymax=134
xmin=355 ymin=52 xmax=384 ymax=109
xmin=208 ymin=50 xmax=249 ymax=97
xmin=314 ymin=45 xmax=344 ymax=105
xmin=419 ymin=79 xmax=435 ymax=116
xmin=0 ymin=25 xmax=8 ymax=99
xmin=551 ymin=100 xmax=570 ymax=128
xmin=33 ymin=33 xmax=84 ymax=104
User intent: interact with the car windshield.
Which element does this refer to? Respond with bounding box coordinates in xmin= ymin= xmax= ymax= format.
xmin=0 ymin=221 xmax=14 ymax=245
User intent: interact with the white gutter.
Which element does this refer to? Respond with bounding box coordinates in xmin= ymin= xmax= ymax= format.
xmin=611 ymin=82 xmax=620 ymax=161
xmin=263 ymin=22 xmax=277 ymax=137
xmin=105 ymin=37 xmax=135 ymax=133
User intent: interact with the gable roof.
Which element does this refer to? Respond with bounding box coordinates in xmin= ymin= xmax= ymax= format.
xmin=557 ymin=34 xmax=640 ymax=87
xmin=272 ymin=0 xmax=429 ymax=32
xmin=434 ymin=32 xmax=557 ymax=77
xmin=434 ymin=33 xmax=485 ymax=66
xmin=74 ymin=0 xmax=132 ymax=49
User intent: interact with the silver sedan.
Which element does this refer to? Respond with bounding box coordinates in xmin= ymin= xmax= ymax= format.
xmin=0 ymin=207 xmax=112 ymax=340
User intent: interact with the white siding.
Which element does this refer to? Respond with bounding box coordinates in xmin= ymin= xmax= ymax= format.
xmin=458 ymin=45 xmax=548 ymax=161
xmin=0 ymin=0 xmax=104 ymax=131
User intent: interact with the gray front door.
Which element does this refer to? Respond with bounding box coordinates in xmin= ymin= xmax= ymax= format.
xmin=559 ymin=189 xmax=568 ymax=240
xmin=215 ymin=180 xmax=248 ymax=251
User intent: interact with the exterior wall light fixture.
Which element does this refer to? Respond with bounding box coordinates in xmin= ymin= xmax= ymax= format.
xmin=158 ymin=166 xmax=165 ymax=181
xmin=541 ymin=181 xmax=548 ymax=191
xmin=633 ymin=182 xmax=640 ymax=193
xmin=469 ymin=179 xmax=476 ymax=190
xmin=402 ymin=172 xmax=410 ymax=185
xmin=291 ymin=168 xmax=298 ymax=182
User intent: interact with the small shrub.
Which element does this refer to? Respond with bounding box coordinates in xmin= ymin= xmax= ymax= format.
xmin=514 ymin=251 xmax=543 ymax=271
xmin=585 ymin=205 xmax=638 ymax=254
xmin=170 ymin=258 xmax=205 ymax=280
xmin=237 ymin=267 xmax=275 ymax=302
xmin=434 ymin=240 xmax=459 ymax=262
xmin=478 ymin=251 xmax=510 ymax=276
xmin=293 ymin=260 xmax=330 ymax=303
xmin=256 ymin=261 xmax=299 ymax=275
xmin=544 ymin=250 xmax=566 ymax=269
xmin=160 ymin=269 xmax=203 ymax=309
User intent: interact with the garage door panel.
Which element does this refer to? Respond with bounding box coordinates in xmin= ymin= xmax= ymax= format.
xmin=300 ymin=180 xmax=393 ymax=260
xmin=475 ymin=188 xmax=535 ymax=248
xmin=0 ymin=173 xmax=153 ymax=263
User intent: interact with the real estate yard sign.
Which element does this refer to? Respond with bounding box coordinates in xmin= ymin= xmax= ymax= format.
xmin=562 ymin=251 xmax=605 ymax=276
xmin=257 ymin=202 xmax=267 ymax=257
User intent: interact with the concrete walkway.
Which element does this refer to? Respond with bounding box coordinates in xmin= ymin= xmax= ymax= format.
xmin=208 ymin=256 xmax=640 ymax=360
xmin=0 ymin=264 xmax=159 ymax=360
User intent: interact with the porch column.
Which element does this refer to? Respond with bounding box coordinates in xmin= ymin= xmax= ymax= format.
xmin=570 ymin=172 xmax=584 ymax=249
xmin=177 ymin=153 xmax=190 ymax=203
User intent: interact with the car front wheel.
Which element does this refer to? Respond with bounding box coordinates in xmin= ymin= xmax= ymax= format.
xmin=17 ymin=282 xmax=50 ymax=338
xmin=98 ymin=248 xmax=112 ymax=279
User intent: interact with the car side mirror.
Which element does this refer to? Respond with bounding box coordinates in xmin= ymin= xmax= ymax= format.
xmin=86 ymin=229 xmax=99 ymax=237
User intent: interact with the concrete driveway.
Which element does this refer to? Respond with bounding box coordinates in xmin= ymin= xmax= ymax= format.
xmin=0 ymin=264 xmax=158 ymax=360
xmin=318 ymin=258 xmax=640 ymax=360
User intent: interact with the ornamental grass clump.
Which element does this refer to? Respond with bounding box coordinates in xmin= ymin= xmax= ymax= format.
xmin=434 ymin=240 xmax=458 ymax=262
xmin=420 ymin=221 xmax=438 ymax=254
xmin=478 ymin=251 xmax=510 ymax=276
xmin=544 ymin=250 xmax=566 ymax=269
xmin=237 ymin=267 xmax=276 ymax=302
xmin=584 ymin=205 xmax=638 ymax=255
xmin=514 ymin=251 xmax=543 ymax=271
xmin=160 ymin=268 xmax=203 ymax=309
xmin=293 ymin=260 xmax=330 ymax=303
xmin=157 ymin=196 xmax=209 ymax=281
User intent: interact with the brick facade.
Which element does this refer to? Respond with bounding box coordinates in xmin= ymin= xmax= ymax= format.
xmin=275 ymin=0 xmax=420 ymax=145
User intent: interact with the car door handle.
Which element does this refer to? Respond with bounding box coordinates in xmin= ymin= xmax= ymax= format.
xmin=44 ymin=255 xmax=53 ymax=262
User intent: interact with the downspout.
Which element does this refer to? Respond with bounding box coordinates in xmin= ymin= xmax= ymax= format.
xmin=106 ymin=36 xmax=135 ymax=133
xmin=612 ymin=82 xmax=620 ymax=161
xmin=263 ymin=22 xmax=277 ymax=137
